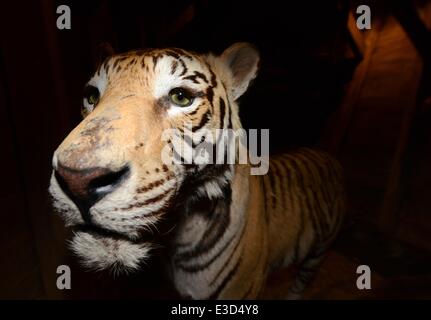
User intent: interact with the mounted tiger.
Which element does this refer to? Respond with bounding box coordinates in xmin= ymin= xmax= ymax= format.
xmin=49 ymin=43 xmax=345 ymax=299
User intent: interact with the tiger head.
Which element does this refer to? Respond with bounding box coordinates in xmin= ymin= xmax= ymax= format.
xmin=49 ymin=43 xmax=260 ymax=274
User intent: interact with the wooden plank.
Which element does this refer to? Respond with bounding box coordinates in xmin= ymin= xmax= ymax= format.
xmin=322 ymin=8 xmax=424 ymax=231
xmin=322 ymin=12 xmax=383 ymax=155
xmin=378 ymin=5 xmax=429 ymax=233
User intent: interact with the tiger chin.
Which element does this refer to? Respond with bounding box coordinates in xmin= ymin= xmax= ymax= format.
xmin=69 ymin=230 xmax=153 ymax=275
xmin=49 ymin=42 xmax=345 ymax=299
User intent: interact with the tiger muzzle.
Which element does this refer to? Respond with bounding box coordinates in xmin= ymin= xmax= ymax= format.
xmin=54 ymin=163 xmax=130 ymax=223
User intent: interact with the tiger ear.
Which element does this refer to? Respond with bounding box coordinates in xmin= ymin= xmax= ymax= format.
xmin=220 ymin=42 xmax=260 ymax=101
xmin=96 ymin=42 xmax=115 ymax=67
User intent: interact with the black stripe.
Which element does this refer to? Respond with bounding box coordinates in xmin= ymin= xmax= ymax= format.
xmin=166 ymin=48 xmax=194 ymax=60
xmin=172 ymin=146 xmax=188 ymax=165
xmin=299 ymin=150 xmax=333 ymax=226
xmin=219 ymin=97 xmax=226 ymax=129
xmin=227 ymin=99 xmax=233 ymax=129
xmin=183 ymin=71 xmax=210 ymax=85
xmin=273 ymin=158 xmax=287 ymax=211
xmin=128 ymin=58 xmax=136 ymax=67
xmin=102 ymin=58 xmax=110 ymax=73
xmin=124 ymin=189 xmax=173 ymax=209
xmin=183 ymin=74 xmax=200 ymax=84
xmin=194 ymin=71 xmax=209 ymax=84
xmin=206 ymin=87 xmax=214 ymax=107
xmin=164 ymin=50 xmax=181 ymax=60
xmin=278 ymin=158 xmax=296 ymax=217
xmin=175 ymin=232 xmax=234 ymax=272
xmin=176 ymin=218 xmax=245 ymax=273
xmin=285 ymin=160 xmax=304 ymax=264
xmin=294 ymin=153 xmax=328 ymax=238
xmin=192 ymin=111 xmax=211 ymax=132
xmin=287 ymin=155 xmax=322 ymax=242
xmin=208 ymin=257 xmax=241 ymax=300
xmin=209 ymin=225 xmax=245 ymax=286
xmin=180 ymin=164 xmax=230 ymax=193
xmin=240 ymin=281 xmax=255 ymax=300
xmin=267 ymin=162 xmax=278 ymax=209
xmin=112 ymin=57 xmax=120 ymax=70
xmin=174 ymin=184 xmax=232 ymax=262
xmin=170 ymin=60 xmax=178 ymax=75
xmin=261 ymin=176 xmax=270 ymax=223
xmin=306 ymin=150 xmax=338 ymax=202
xmin=188 ymin=102 xmax=206 ymax=116
xmin=179 ymin=58 xmax=188 ymax=76
xmin=152 ymin=54 xmax=161 ymax=71
xmin=206 ymin=63 xmax=217 ymax=87
xmin=136 ymin=177 xmax=169 ymax=193
xmin=305 ymin=149 xmax=343 ymax=232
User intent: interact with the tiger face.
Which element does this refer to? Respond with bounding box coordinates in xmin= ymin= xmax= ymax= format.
xmin=49 ymin=43 xmax=259 ymax=273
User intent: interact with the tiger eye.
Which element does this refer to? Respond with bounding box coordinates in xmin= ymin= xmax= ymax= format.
xmin=169 ymin=87 xmax=194 ymax=107
xmin=84 ymin=85 xmax=100 ymax=106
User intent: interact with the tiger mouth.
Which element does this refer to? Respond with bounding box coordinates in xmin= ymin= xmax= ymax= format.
xmin=72 ymin=224 xmax=152 ymax=244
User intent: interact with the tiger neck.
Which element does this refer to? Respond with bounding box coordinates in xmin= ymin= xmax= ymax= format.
xmin=167 ymin=164 xmax=254 ymax=299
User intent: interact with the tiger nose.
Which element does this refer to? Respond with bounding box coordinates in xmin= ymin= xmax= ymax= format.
xmin=54 ymin=163 xmax=130 ymax=222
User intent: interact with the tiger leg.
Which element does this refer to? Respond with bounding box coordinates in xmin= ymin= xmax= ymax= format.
xmin=286 ymin=246 xmax=327 ymax=300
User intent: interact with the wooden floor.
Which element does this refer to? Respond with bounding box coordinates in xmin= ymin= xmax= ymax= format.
xmin=265 ymin=225 xmax=431 ymax=299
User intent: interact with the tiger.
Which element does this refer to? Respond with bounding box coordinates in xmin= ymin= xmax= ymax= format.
xmin=49 ymin=42 xmax=345 ymax=299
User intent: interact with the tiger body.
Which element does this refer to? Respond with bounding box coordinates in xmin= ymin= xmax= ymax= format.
xmin=49 ymin=43 xmax=345 ymax=299
xmin=170 ymin=150 xmax=344 ymax=299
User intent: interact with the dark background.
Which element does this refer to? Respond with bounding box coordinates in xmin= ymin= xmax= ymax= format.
xmin=1 ymin=0 xmax=431 ymax=299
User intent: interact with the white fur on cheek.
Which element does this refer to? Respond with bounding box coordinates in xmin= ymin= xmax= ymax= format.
xmin=70 ymin=231 xmax=153 ymax=275
xmin=88 ymin=67 xmax=108 ymax=95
